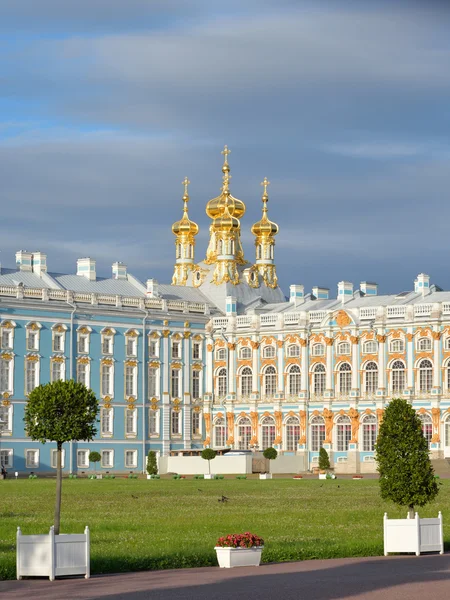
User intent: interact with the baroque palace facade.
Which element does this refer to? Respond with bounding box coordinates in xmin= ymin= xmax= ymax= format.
xmin=1 ymin=146 xmax=450 ymax=473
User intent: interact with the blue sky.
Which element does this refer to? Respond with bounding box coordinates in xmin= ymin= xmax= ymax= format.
xmin=1 ymin=0 xmax=450 ymax=297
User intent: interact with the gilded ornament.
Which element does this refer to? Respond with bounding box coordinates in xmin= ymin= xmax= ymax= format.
xmin=26 ymin=355 xmax=39 ymax=362
xmin=323 ymin=408 xmax=334 ymax=443
xmin=2 ymin=321 xmax=14 ymax=329
xmin=335 ymin=310 xmax=351 ymax=328
xmin=192 ymin=363 xmax=203 ymax=371
xmin=184 ymin=321 xmax=190 ymax=328
xmin=51 ymin=356 xmax=65 ymax=363
xmin=350 ymin=336 xmax=359 ymax=344
xmin=432 ymin=331 xmax=442 ymax=340
xmin=277 ymin=340 xmax=284 ymax=348
xmin=78 ymin=357 xmax=89 ymax=365
xmin=227 ymin=343 xmax=236 ymax=351
xmin=348 ymin=408 xmax=360 ymax=443
xmin=149 ymin=361 xmax=160 ymax=368
xmin=250 ymin=341 xmax=260 ymax=350
xmin=299 ymin=338 xmax=307 ymax=347
xmin=101 ymin=358 xmax=113 ymax=366
xmin=162 ymin=330 xmax=170 ymax=338
xmin=103 ymin=328 xmax=113 ymax=336
xmin=3 ymin=392 xmax=10 ymax=399
xmin=207 ymin=344 xmax=213 ymax=352
xmin=171 ymin=362 xmax=182 ymax=369
xmin=406 ymin=333 xmax=413 ymax=342
xmin=1 ymin=352 xmax=13 ymax=361
xmin=55 ymin=325 xmax=65 ymax=333
xmin=376 ymin=408 xmax=384 ymax=425
xmin=2 ymin=399 xmax=11 ymax=407
xmin=103 ymin=395 xmax=111 ymax=402
xmin=29 ymin=323 xmax=40 ymax=331
xmin=184 ymin=332 xmax=191 ymax=339
xmin=79 ymin=326 xmax=89 ymax=335
xmin=376 ymin=335 xmax=386 ymax=343
xmin=126 ymin=330 xmax=138 ymax=337
xmin=125 ymin=360 xmax=137 ymax=367
xmin=324 ymin=337 xmax=333 ymax=346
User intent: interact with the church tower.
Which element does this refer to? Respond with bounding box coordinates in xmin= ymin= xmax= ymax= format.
xmin=250 ymin=177 xmax=279 ymax=288
xmin=171 ymin=177 xmax=199 ymax=286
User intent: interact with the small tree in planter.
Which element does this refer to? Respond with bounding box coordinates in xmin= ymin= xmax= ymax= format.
xmin=201 ymin=448 xmax=217 ymax=476
xmin=318 ymin=447 xmax=330 ymax=473
xmin=376 ymin=398 xmax=439 ymax=518
xmin=146 ymin=450 xmax=158 ymax=477
xmin=89 ymin=451 xmax=101 ymax=475
xmin=262 ymin=447 xmax=277 ymax=475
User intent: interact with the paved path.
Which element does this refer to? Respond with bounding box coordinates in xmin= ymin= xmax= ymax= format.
xmin=1 ymin=554 xmax=449 ymax=600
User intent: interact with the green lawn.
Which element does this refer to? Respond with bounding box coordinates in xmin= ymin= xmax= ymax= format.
xmin=1 ymin=477 xmax=449 ymax=580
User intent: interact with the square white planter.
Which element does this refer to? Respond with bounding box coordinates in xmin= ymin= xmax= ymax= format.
xmin=384 ymin=512 xmax=444 ymax=556
xmin=215 ymin=546 xmax=263 ymax=568
xmin=259 ymin=474 xmax=272 ymax=480
xmin=318 ymin=473 xmax=327 ymax=480
xmin=204 ymin=474 xmax=215 ymax=479
xmin=17 ymin=526 xmax=90 ymax=581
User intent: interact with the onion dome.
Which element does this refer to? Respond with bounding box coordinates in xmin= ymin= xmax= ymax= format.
xmin=212 ymin=203 xmax=240 ymax=232
xmin=251 ymin=178 xmax=279 ymax=238
xmin=206 ymin=146 xmax=246 ymax=220
xmin=172 ymin=177 xmax=199 ymax=238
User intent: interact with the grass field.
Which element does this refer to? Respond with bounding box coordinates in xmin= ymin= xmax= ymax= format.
xmin=1 ymin=477 xmax=449 ymax=580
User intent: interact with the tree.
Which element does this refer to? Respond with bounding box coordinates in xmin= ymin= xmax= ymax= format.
xmin=89 ymin=451 xmax=101 ymax=473
xmin=201 ymin=448 xmax=217 ymax=474
xmin=375 ymin=398 xmax=439 ymax=518
xmin=146 ymin=450 xmax=158 ymax=475
xmin=263 ymin=447 xmax=277 ymax=473
xmin=24 ymin=380 xmax=99 ymax=535
xmin=318 ymin=447 xmax=331 ymax=471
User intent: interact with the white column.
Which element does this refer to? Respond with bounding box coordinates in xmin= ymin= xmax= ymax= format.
xmin=228 ymin=341 xmax=236 ymax=394
xmin=205 ymin=339 xmax=213 ymax=395
xmin=407 ymin=332 xmax=414 ymax=390
xmin=162 ymin=330 xmax=171 ymax=454
xmin=377 ymin=334 xmax=386 ymax=391
xmin=252 ymin=339 xmax=259 ymax=394
xmin=433 ymin=332 xmax=441 ymax=388
xmin=301 ymin=338 xmax=308 ymax=392
xmin=183 ymin=333 xmax=191 ymax=448
xmin=162 ymin=333 xmax=169 ymax=394
xmin=277 ymin=336 xmax=284 ymax=394
xmin=351 ymin=336 xmax=359 ymax=391
xmin=183 ymin=333 xmax=190 ymax=397
xmin=325 ymin=338 xmax=333 ymax=392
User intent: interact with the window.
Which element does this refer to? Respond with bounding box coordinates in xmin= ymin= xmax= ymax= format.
xmin=77 ymin=360 xmax=89 ymax=387
xmin=418 ymin=359 xmax=433 ymax=393
xmin=446 ymin=338 xmax=450 ymax=351
xmin=148 ymin=366 xmax=158 ymax=397
xmin=238 ymin=417 xmax=252 ymax=450
xmin=362 ymin=414 xmax=377 ymax=451
xmin=1 ymin=329 xmax=12 ymax=349
xmin=171 ymin=369 xmax=180 ymax=397
xmin=261 ymin=416 xmax=276 ymax=450
xmin=78 ymin=334 xmax=89 ymax=354
xmin=240 ymin=367 xmax=252 ymax=396
xmin=126 ymin=337 xmax=137 ymax=357
xmin=192 ymin=369 xmax=200 ymax=399
xmin=125 ymin=365 xmax=137 ymax=397
xmin=363 ymin=341 xmax=377 ymax=354
xmin=310 ymin=416 xmax=325 ymax=451
xmin=418 ymin=412 xmax=432 ymax=445
xmin=0 ymin=405 xmax=11 ymax=433
xmin=0 ymin=357 xmax=11 ymax=393
xmin=125 ymin=450 xmax=137 ymax=469
xmin=214 ymin=417 xmax=227 ymax=447
xmin=417 ymin=337 xmax=431 ymax=352
xmin=264 ymin=366 xmax=277 ymax=396
xmin=51 ymin=359 xmax=64 ymax=382
xmin=53 ymin=333 xmax=64 ymax=353
xmin=217 ymin=368 xmax=227 ymax=397
xmin=288 ymin=345 xmax=300 ymax=358
xmin=27 ymin=330 xmax=39 ymax=351
xmin=313 ymin=364 xmax=326 ymax=395
xmin=263 ymin=345 xmax=276 ymax=358
xmin=285 ymin=416 xmax=300 ymax=451
xmin=77 ymin=449 xmax=89 ymax=468
xmin=338 ymin=363 xmax=352 ymax=394
xmin=390 ymin=339 xmax=404 ymax=353
xmin=149 ymin=410 xmax=158 ymax=435
xmin=336 ymin=415 xmax=351 ymax=451
xmin=192 ymin=341 xmax=201 ymax=360
xmin=337 ymin=342 xmax=350 ymax=355
xmin=392 ymin=360 xmax=405 ymax=393
xmin=25 ymin=359 xmax=38 ymax=395
xmin=240 ymin=347 xmax=251 ymax=360
xmin=125 ymin=409 xmax=137 ymax=436
xmin=312 ymin=343 xmax=325 ymax=357
xmin=101 ymin=363 xmax=113 ymax=397
xmin=171 ymin=410 xmax=181 ymax=435
xmin=172 ymin=341 xmax=181 ymax=359
xmin=0 ymin=449 xmax=13 ymax=468
xmin=101 ymin=408 xmax=113 ymax=437
xmin=102 ymin=335 xmax=113 ymax=355
xmin=364 ymin=362 xmax=378 ymax=393
xmin=149 ymin=339 xmax=158 ymax=358
xmin=51 ymin=449 xmax=65 ymax=469
xmin=288 ymin=364 xmax=301 ymax=395
xmin=447 ymin=362 xmax=450 ymax=391
xmin=26 ymin=449 xmax=39 ymax=468
xmin=216 ymin=348 xmax=226 ymax=361
xmin=101 ymin=450 xmax=114 ymax=468
xmin=192 ymin=410 xmax=201 ymax=436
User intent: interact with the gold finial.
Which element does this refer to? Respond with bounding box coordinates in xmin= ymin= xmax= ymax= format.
xmin=261 ymin=177 xmax=270 ymax=196
xmin=182 ymin=177 xmax=190 ymax=204
xmin=221 ymin=145 xmax=231 ymax=160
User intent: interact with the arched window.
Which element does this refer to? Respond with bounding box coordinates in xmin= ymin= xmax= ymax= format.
xmin=364 ymin=362 xmax=378 ymax=393
xmin=287 ymin=345 xmax=300 ymax=358
xmin=313 ymin=364 xmax=326 ymax=395
xmin=217 ymin=368 xmax=227 ymax=397
xmin=444 ymin=414 xmax=450 ymax=452
xmin=288 ymin=364 xmax=301 ymax=395
xmin=417 ymin=412 xmax=432 ymax=445
xmin=214 ymin=417 xmax=227 ymax=447
xmin=285 ymin=416 xmax=300 ymax=451
xmin=263 ymin=345 xmax=276 ymax=358
xmin=337 ymin=342 xmax=350 ymax=355
xmin=390 ymin=339 xmax=404 ymax=353
xmin=310 ymin=416 xmax=325 ymax=452
xmin=240 ymin=367 xmax=252 ymax=396
xmin=312 ymin=344 xmax=325 ymax=357
xmin=240 ymin=347 xmax=251 ymax=359
xmin=418 ymin=359 xmax=433 ymax=392
xmin=417 ymin=337 xmax=431 ymax=352
xmin=216 ymin=348 xmax=226 ymax=361
xmin=261 ymin=416 xmax=276 ymax=450
xmin=446 ymin=361 xmax=450 ymax=391
xmin=238 ymin=417 xmax=252 ymax=450
xmin=338 ymin=363 xmax=352 ymax=394
xmin=264 ymin=366 xmax=277 ymax=396
xmin=336 ymin=415 xmax=351 ymax=451
xmin=391 ymin=360 xmax=405 ymax=393
xmin=362 ymin=414 xmax=377 ymax=451
xmin=363 ymin=341 xmax=377 ymax=354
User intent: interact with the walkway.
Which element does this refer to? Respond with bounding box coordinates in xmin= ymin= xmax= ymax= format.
xmin=1 ymin=554 xmax=449 ymax=600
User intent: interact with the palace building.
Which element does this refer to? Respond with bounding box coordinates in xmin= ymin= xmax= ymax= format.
xmin=1 ymin=146 xmax=450 ymax=474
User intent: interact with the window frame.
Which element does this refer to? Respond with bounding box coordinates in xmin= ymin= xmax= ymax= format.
xmin=51 ymin=448 xmax=66 ymax=469
xmin=25 ymin=448 xmax=39 ymax=469
xmin=125 ymin=449 xmax=138 ymax=469
xmin=262 ymin=345 xmax=276 ymax=359
xmin=125 ymin=407 xmax=137 ymax=437
xmin=0 ymin=448 xmax=13 ymax=468
xmin=100 ymin=407 xmax=113 ymax=438
xmin=312 ymin=343 xmax=325 ymax=357
xmin=101 ymin=449 xmax=114 ymax=468
xmin=77 ymin=449 xmax=89 ymax=469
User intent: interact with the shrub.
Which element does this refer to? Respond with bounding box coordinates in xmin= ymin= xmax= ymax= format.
xmin=89 ymin=451 xmax=101 ymax=472
xmin=216 ymin=532 xmax=264 ymax=548
xmin=146 ymin=450 xmax=158 ymax=476
xmin=263 ymin=447 xmax=278 ymax=461
xmin=318 ymin=448 xmax=331 ymax=471
xmin=201 ymin=448 xmax=217 ymax=474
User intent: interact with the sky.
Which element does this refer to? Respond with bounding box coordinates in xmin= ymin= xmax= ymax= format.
xmin=1 ymin=0 xmax=450 ymax=298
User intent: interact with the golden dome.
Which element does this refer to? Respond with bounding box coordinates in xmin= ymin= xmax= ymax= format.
xmin=251 ymin=178 xmax=279 ymax=238
xmin=212 ymin=204 xmax=240 ymax=232
xmin=172 ymin=177 xmax=199 ymax=237
xmin=206 ymin=146 xmax=246 ymax=220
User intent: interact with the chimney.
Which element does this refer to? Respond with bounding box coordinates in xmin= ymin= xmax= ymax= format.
xmin=225 ymin=296 xmax=237 ymax=316
xmin=360 ymin=281 xmax=378 ymax=296
xmin=112 ymin=262 xmax=127 ymax=280
xmin=338 ymin=281 xmax=353 ymax=303
xmin=414 ymin=273 xmax=430 ymax=296
xmin=32 ymin=252 xmax=47 ymax=276
xmin=15 ymin=250 xmax=33 ymax=272
xmin=77 ymin=257 xmax=96 ymax=281
xmin=146 ymin=279 xmax=160 ymax=297
xmin=312 ymin=286 xmax=329 ymax=300
xmin=289 ymin=284 xmax=304 ymax=305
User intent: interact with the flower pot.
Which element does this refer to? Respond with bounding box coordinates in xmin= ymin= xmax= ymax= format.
xmin=318 ymin=473 xmax=327 ymax=480
xmin=204 ymin=474 xmax=215 ymax=479
xmin=293 ymin=476 xmax=303 ymax=480
xmin=259 ymin=473 xmax=272 ymax=480
xmin=215 ymin=546 xmax=263 ymax=568
xmin=383 ymin=512 xmax=444 ymax=556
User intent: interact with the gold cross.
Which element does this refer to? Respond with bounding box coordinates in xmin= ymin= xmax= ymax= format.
xmin=261 ymin=177 xmax=270 ymax=195
xmin=221 ymin=145 xmax=231 ymax=159
xmin=182 ymin=177 xmax=190 ymax=196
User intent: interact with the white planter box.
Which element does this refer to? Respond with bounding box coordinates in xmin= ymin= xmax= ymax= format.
xmin=17 ymin=526 xmax=90 ymax=581
xmin=318 ymin=473 xmax=327 ymax=480
xmin=259 ymin=474 xmax=272 ymax=480
xmin=204 ymin=474 xmax=215 ymax=479
xmin=384 ymin=512 xmax=444 ymax=556
xmin=215 ymin=546 xmax=263 ymax=568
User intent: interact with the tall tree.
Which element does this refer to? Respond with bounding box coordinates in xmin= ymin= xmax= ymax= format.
xmin=24 ymin=380 xmax=99 ymax=534
xmin=375 ymin=398 xmax=439 ymax=518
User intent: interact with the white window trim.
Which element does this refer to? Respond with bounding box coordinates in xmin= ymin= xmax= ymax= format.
xmin=125 ymin=449 xmax=138 ymax=469
xmin=125 ymin=335 xmax=138 ymax=358
xmin=51 ymin=448 xmax=66 ymax=469
xmin=0 ymin=448 xmax=13 ymax=468
xmin=125 ymin=407 xmax=138 ymax=438
xmin=25 ymin=448 xmax=39 ymax=469
xmin=25 ymin=356 xmax=40 ymax=396
xmin=216 ymin=348 xmax=226 ymax=361
xmin=0 ymin=404 xmax=12 ymax=435
xmin=171 ymin=368 xmax=182 ymax=399
xmin=100 ymin=407 xmax=114 ymax=438
xmin=101 ymin=361 xmax=115 ymax=398
xmin=77 ymin=358 xmax=91 ymax=388
xmin=124 ymin=363 xmax=138 ymax=399
xmin=101 ymin=449 xmax=114 ymax=469
xmin=50 ymin=357 xmax=66 ymax=383
xmin=171 ymin=409 xmax=182 ymax=436
xmin=363 ymin=341 xmax=377 ymax=354
xmin=1 ymin=328 xmax=14 ymax=350
xmin=287 ymin=345 xmax=300 ymax=358
xmin=77 ymin=449 xmax=89 ymax=469
xmin=148 ymin=409 xmax=160 ymax=437
xmin=192 ymin=340 xmax=202 ymax=360
xmin=417 ymin=337 xmax=432 ymax=352
xmin=148 ymin=364 xmax=160 ymax=399
xmin=148 ymin=335 xmax=160 ymax=358
xmin=312 ymin=344 xmax=325 ymax=357
xmin=0 ymin=354 xmax=14 ymax=395
xmin=26 ymin=326 xmax=41 ymax=352
xmin=239 ymin=347 xmax=252 ymax=360
xmin=191 ymin=409 xmax=202 ymax=438
xmin=262 ymin=345 xmax=276 ymax=359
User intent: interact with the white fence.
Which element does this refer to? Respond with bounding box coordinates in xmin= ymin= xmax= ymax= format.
xmin=17 ymin=526 xmax=90 ymax=581
xmin=383 ymin=512 xmax=443 ymax=556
